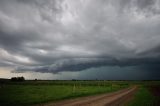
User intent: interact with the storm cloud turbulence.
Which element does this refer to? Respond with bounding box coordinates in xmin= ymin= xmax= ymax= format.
xmin=0 ymin=0 xmax=160 ymax=80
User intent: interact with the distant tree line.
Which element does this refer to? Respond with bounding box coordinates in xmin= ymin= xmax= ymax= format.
xmin=11 ymin=77 xmax=25 ymax=81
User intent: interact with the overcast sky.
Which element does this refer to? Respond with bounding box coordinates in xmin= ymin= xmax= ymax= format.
xmin=0 ymin=0 xmax=160 ymax=80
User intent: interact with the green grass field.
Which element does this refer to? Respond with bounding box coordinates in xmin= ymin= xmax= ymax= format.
xmin=128 ymin=86 xmax=155 ymax=106
xmin=0 ymin=80 xmax=159 ymax=106
xmin=0 ymin=80 xmax=128 ymax=106
xmin=128 ymin=84 xmax=160 ymax=106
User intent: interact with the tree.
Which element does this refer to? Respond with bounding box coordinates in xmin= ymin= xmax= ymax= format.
xmin=11 ymin=76 xmax=25 ymax=81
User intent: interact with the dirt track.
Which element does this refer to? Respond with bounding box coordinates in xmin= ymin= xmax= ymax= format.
xmin=37 ymin=86 xmax=138 ymax=106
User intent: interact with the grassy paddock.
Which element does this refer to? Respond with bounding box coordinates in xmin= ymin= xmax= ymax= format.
xmin=0 ymin=80 xmax=128 ymax=106
xmin=127 ymin=86 xmax=154 ymax=106
xmin=127 ymin=84 xmax=160 ymax=106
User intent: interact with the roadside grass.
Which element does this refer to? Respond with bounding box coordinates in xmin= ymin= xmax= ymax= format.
xmin=127 ymin=86 xmax=155 ymax=106
xmin=0 ymin=84 xmax=126 ymax=106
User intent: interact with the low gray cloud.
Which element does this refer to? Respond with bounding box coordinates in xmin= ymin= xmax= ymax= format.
xmin=0 ymin=0 xmax=160 ymax=79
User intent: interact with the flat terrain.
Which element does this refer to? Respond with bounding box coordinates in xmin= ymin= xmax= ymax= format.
xmin=0 ymin=80 xmax=160 ymax=106
xmin=0 ymin=80 xmax=128 ymax=106
xmin=37 ymin=86 xmax=137 ymax=106
xmin=128 ymin=84 xmax=160 ymax=106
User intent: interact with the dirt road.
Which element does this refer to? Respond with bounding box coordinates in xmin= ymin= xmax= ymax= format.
xmin=37 ymin=86 xmax=137 ymax=106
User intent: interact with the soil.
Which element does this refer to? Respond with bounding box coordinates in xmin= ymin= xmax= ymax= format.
xmin=35 ymin=86 xmax=138 ymax=106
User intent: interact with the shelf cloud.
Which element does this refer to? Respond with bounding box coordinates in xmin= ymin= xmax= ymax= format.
xmin=0 ymin=0 xmax=160 ymax=79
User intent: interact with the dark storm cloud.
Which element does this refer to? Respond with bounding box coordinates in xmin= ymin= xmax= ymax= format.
xmin=0 ymin=0 xmax=160 ymax=77
xmin=14 ymin=56 xmax=160 ymax=74
xmin=14 ymin=57 xmax=119 ymax=73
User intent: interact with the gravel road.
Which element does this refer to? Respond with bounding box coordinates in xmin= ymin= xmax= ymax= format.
xmin=36 ymin=86 xmax=137 ymax=106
